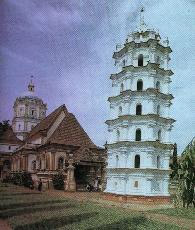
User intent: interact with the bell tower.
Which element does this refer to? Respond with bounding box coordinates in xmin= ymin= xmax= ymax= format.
xmin=104 ymin=8 xmax=175 ymax=200
xmin=12 ymin=77 xmax=47 ymax=141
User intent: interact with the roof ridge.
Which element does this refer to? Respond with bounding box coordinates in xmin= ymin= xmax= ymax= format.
xmin=26 ymin=104 xmax=68 ymax=140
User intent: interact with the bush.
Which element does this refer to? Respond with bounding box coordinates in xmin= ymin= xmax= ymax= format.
xmin=11 ymin=172 xmax=33 ymax=188
xmin=52 ymin=173 xmax=65 ymax=190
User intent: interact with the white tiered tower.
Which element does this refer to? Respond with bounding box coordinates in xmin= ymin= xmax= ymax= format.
xmin=12 ymin=77 xmax=47 ymax=141
xmin=104 ymin=9 xmax=175 ymax=199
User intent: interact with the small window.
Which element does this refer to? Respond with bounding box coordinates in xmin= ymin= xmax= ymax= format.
xmin=136 ymin=104 xmax=142 ymax=115
xmin=137 ymin=80 xmax=143 ymax=91
xmin=117 ymin=130 xmax=120 ymax=142
xmin=31 ymin=110 xmax=35 ymax=116
xmin=157 ymin=156 xmax=160 ymax=168
xmin=157 ymin=130 xmax=162 ymax=141
xmin=119 ymin=106 xmax=122 ymax=116
xmin=8 ymin=146 xmax=11 ymax=150
xmin=134 ymin=181 xmax=139 ymax=188
xmin=120 ymin=83 xmax=124 ymax=93
xmin=157 ymin=105 xmax=160 ymax=115
xmin=123 ymin=59 xmax=126 ymax=66
xmin=116 ymin=155 xmax=119 ymax=168
xmin=134 ymin=155 xmax=140 ymax=168
xmin=156 ymin=81 xmax=160 ymax=91
xmin=138 ymin=54 xmax=143 ymax=66
xmin=156 ymin=56 xmax=160 ymax=64
xmin=135 ymin=129 xmax=141 ymax=141
xmin=58 ymin=157 xmax=64 ymax=170
xmin=18 ymin=124 xmax=21 ymax=130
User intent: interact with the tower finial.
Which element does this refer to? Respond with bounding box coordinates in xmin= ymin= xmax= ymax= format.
xmin=140 ymin=7 xmax=145 ymax=26
xmin=139 ymin=6 xmax=147 ymax=32
xmin=28 ymin=75 xmax=35 ymax=92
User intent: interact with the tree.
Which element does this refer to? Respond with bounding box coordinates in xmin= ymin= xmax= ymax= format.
xmin=170 ymin=143 xmax=178 ymax=179
xmin=175 ymin=144 xmax=195 ymax=208
xmin=0 ymin=120 xmax=11 ymax=136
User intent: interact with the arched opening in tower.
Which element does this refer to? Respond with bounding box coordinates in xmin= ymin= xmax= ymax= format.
xmin=137 ymin=80 xmax=143 ymax=91
xmin=138 ymin=54 xmax=144 ymax=66
xmin=136 ymin=104 xmax=142 ymax=115
xmin=135 ymin=129 xmax=141 ymax=141
xmin=134 ymin=155 xmax=140 ymax=168
xmin=156 ymin=81 xmax=160 ymax=91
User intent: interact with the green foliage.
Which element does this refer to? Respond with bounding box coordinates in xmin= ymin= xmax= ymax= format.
xmin=170 ymin=143 xmax=178 ymax=179
xmin=149 ymin=207 xmax=195 ymax=220
xmin=52 ymin=173 xmax=65 ymax=190
xmin=11 ymin=172 xmax=33 ymax=188
xmin=174 ymin=144 xmax=195 ymax=208
xmin=0 ymin=120 xmax=11 ymax=136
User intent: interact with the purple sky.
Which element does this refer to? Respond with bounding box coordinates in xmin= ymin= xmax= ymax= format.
xmin=0 ymin=0 xmax=195 ymax=153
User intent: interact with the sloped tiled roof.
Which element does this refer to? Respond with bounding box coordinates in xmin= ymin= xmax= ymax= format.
xmin=47 ymin=113 xmax=97 ymax=148
xmin=0 ymin=127 xmax=23 ymax=145
xmin=27 ymin=104 xmax=68 ymax=140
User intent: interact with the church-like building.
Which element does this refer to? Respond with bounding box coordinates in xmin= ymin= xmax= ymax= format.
xmin=0 ymin=78 xmax=106 ymax=190
xmin=104 ymin=9 xmax=175 ymax=202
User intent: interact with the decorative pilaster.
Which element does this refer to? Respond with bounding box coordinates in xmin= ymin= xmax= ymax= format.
xmin=65 ymin=157 xmax=76 ymax=192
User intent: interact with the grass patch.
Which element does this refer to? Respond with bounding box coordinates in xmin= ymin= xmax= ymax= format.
xmin=87 ymin=216 xmax=182 ymax=230
xmin=0 ymin=199 xmax=68 ymax=211
xmin=0 ymin=183 xmax=185 ymax=230
xmin=0 ymin=192 xmax=42 ymax=197
xmin=0 ymin=203 xmax=75 ymax=219
xmin=14 ymin=212 xmax=98 ymax=230
xmin=149 ymin=207 xmax=195 ymax=220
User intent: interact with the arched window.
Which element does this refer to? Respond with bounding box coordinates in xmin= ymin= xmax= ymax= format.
xmin=157 ymin=105 xmax=160 ymax=115
xmin=156 ymin=81 xmax=160 ymax=91
xmin=116 ymin=155 xmax=119 ymax=168
xmin=120 ymin=83 xmax=124 ymax=92
xmin=157 ymin=130 xmax=162 ymax=141
xmin=58 ymin=157 xmax=64 ymax=170
xmin=156 ymin=56 xmax=160 ymax=64
xmin=136 ymin=104 xmax=142 ymax=115
xmin=135 ymin=129 xmax=141 ymax=141
xmin=18 ymin=124 xmax=21 ymax=131
xmin=138 ymin=54 xmax=144 ymax=66
xmin=31 ymin=160 xmax=36 ymax=171
xmin=134 ymin=155 xmax=140 ymax=168
xmin=137 ymin=80 xmax=143 ymax=91
xmin=157 ymin=156 xmax=160 ymax=168
xmin=117 ymin=130 xmax=120 ymax=142
xmin=119 ymin=106 xmax=122 ymax=116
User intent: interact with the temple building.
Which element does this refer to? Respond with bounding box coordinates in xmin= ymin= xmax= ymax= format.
xmin=104 ymin=8 xmax=175 ymax=202
xmin=11 ymin=104 xmax=106 ymax=191
xmin=12 ymin=77 xmax=47 ymax=141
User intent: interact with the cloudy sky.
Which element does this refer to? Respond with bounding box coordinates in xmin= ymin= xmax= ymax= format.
xmin=0 ymin=0 xmax=194 ymax=153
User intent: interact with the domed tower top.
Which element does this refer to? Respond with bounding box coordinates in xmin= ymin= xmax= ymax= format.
xmin=12 ymin=76 xmax=47 ymax=141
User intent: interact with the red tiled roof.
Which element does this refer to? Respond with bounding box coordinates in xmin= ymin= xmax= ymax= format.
xmin=27 ymin=104 xmax=68 ymax=140
xmin=0 ymin=127 xmax=23 ymax=145
xmin=47 ymin=113 xmax=97 ymax=148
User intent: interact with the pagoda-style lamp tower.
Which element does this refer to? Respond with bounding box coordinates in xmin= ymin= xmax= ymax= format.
xmin=104 ymin=8 xmax=175 ymax=202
